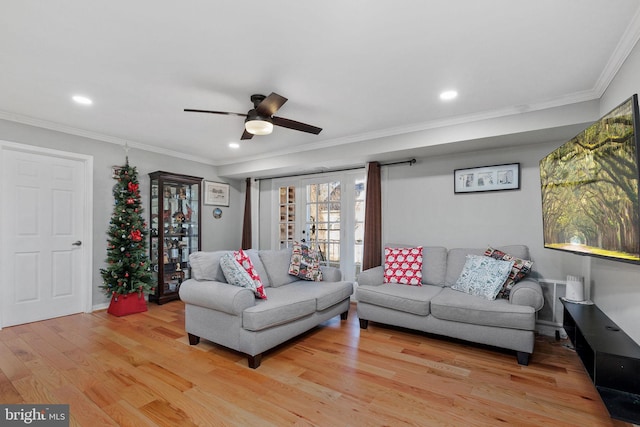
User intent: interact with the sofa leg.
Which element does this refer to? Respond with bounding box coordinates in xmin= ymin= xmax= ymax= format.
xmin=188 ymin=333 xmax=200 ymax=345
xmin=517 ymin=351 xmax=530 ymax=366
xmin=359 ymin=319 xmax=369 ymax=329
xmin=340 ymin=310 xmax=349 ymax=320
xmin=248 ymin=354 xmax=262 ymax=369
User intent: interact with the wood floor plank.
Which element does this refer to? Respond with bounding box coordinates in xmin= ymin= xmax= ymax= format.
xmin=0 ymin=302 xmax=633 ymax=426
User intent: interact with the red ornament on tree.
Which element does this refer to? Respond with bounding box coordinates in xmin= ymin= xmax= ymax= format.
xmin=128 ymin=182 xmax=139 ymax=193
xmin=126 ymin=198 xmax=135 ymax=205
xmin=130 ymin=229 xmax=142 ymax=242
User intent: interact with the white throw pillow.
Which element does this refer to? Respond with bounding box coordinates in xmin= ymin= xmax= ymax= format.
xmin=452 ymin=255 xmax=515 ymax=300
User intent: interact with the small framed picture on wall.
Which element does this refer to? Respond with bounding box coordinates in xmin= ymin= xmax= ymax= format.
xmin=203 ymin=180 xmax=230 ymax=206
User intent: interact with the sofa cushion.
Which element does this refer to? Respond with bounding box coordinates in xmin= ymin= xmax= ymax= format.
xmin=452 ymin=255 xmax=515 ymax=300
xmin=356 ymin=283 xmax=443 ymax=316
xmin=288 ymin=242 xmax=323 ymax=281
xmin=242 ymin=290 xmax=316 ymax=331
xmin=421 ymin=246 xmax=448 ymax=286
xmin=259 ymin=247 xmax=300 ymax=288
xmin=189 ymin=251 xmax=227 ymax=282
xmin=278 ymin=281 xmax=353 ymax=311
xmin=431 ymin=287 xmax=535 ymax=330
xmin=383 ymin=246 xmax=423 ymax=286
xmin=484 ymin=246 xmax=533 ymax=299
xmin=233 ymin=249 xmax=267 ymax=299
xmin=445 ymin=245 xmax=530 ymax=286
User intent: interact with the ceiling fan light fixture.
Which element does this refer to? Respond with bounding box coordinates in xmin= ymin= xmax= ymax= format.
xmin=245 ymin=117 xmax=273 ymax=135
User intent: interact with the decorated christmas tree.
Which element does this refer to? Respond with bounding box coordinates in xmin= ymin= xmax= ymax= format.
xmin=100 ymin=159 xmax=154 ymax=297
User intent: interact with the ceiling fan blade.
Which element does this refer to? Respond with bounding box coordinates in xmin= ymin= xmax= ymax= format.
xmin=241 ymin=129 xmax=254 ymax=140
xmin=184 ymin=109 xmax=247 ymax=118
xmin=256 ymin=93 xmax=288 ymax=117
xmin=272 ymin=116 xmax=322 ymax=135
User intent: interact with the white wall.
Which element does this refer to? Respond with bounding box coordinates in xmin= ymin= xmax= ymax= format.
xmin=590 ymin=38 xmax=640 ymax=345
xmin=0 ymin=119 xmax=243 ymax=307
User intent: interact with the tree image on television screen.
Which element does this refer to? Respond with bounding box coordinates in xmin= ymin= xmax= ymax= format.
xmin=540 ymin=99 xmax=640 ymax=260
xmin=100 ymin=160 xmax=154 ymax=296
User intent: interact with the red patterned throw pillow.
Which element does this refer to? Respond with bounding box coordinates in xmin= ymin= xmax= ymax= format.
xmin=233 ymin=249 xmax=267 ymax=299
xmin=383 ymin=246 xmax=423 ymax=286
xmin=484 ymin=246 xmax=533 ymax=299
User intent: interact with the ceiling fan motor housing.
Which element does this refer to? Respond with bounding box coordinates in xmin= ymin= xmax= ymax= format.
xmin=250 ymin=94 xmax=267 ymax=108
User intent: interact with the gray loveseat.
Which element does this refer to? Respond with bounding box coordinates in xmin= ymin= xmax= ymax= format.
xmin=179 ymin=247 xmax=354 ymax=368
xmin=356 ymin=245 xmax=544 ymax=365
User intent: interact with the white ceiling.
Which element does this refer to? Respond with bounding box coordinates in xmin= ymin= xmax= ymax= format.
xmin=2 ymin=1 xmax=640 ymax=178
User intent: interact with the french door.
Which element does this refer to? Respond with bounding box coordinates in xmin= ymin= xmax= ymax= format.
xmin=273 ymin=172 xmax=365 ymax=281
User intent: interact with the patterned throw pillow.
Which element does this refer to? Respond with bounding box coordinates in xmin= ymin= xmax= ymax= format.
xmin=484 ymin=246 xmax=533 ymax=299
xmin=288 ymin=242 xmax=323 ymax=281
xmin=383 ymin=246 xmax=423 ymax=286
xmin=452 ymin=255 xmax=515 ymax=300
xmin=219 ymin=253 xmax=266 ymax=298
xmin=233 ymin=249 xmax=267 ymax=299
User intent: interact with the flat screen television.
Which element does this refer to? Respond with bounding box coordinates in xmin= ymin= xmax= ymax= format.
xmin=540 ymin=94 xmax=640 ymax=264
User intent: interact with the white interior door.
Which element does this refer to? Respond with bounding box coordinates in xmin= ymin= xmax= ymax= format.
xmin=1 ymin=144 xmax=92 ymax=327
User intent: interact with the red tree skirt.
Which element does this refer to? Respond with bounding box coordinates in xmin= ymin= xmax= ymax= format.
xmin=107 ymin=293 xmax=148 ymax=317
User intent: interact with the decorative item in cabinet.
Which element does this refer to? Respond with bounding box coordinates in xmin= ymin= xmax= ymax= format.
xmin=148 ymin=171 xmax=202 ymax=304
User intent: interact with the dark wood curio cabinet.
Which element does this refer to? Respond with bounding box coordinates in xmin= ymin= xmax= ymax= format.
xmin=148 ymin=171 xmax=202 ymax=304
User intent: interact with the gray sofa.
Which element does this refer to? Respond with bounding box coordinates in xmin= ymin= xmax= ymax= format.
xmin=179 ymin=247 xmax=354 ymax=368
xmin=356 ymin=245 xmax=544 ymax=365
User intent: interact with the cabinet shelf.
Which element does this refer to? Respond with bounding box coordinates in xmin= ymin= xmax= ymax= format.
xmin=562 ymin=300 xmax=640 ymax=424
xmin=149 ymin=171 xmax=202 ymax=304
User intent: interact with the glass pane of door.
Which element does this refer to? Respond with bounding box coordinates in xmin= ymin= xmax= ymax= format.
xmin=277 ymin=185 xmax=296 ymax=249
xmin=305 ymin=181 xmax=341 ymax=268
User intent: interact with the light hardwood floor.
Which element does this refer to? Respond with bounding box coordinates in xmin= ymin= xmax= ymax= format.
xmin=0 ymin=302 xmax=633 ymax=427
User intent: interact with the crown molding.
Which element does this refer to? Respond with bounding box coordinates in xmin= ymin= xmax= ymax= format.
xmin=0 ymin=110 xmax=217 ymax=166
xmin=593 ymin=5 xmax=640 ymax=96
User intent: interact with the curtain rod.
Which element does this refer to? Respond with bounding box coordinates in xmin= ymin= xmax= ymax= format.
xmin=254 ymin=158 xmax=416 ymax=181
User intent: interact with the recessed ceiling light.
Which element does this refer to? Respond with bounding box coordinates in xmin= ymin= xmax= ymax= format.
xmin=439 ymin=90 xmax=458 ymax=101
xmin=228 ymin=142 xmax=240 ymax=149
xmin=72 ymin=95 xmax=93 ymax=105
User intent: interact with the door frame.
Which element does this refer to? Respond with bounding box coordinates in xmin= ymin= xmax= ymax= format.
xmin=0 ymin=140 xmax=94 ymax=329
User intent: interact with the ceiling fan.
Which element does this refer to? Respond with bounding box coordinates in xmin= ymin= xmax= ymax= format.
xmin=184 ymin=92 xmax=322 ymax=140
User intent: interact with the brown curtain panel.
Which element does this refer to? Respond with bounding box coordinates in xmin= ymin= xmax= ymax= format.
xmin=362 ymin=161 xmax=382 ymax=270
xmin=241 ymin=177 xmax=252 ymax=250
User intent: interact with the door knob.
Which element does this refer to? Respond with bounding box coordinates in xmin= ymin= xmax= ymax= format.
xmin=72 ymin=241 xmax=82 ymax=246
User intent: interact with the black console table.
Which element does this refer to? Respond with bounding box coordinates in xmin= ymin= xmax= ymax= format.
xmin=561 ymin=299 xmax=640 ymax=424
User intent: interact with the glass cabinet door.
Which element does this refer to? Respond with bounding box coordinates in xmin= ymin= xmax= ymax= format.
xmin=149 ymin=171 xmax=202 ymax=304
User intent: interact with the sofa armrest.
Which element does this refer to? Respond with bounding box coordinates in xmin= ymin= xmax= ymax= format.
xmin=509 ymin=278 xmax=544 ymax=311
xmin=357 ymin=266 xmax=384 ymax=287
xmin=179 ymin=279 xmax=256 ymax=315
xmin=319 ymin=266 xmax=342 ymax=282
